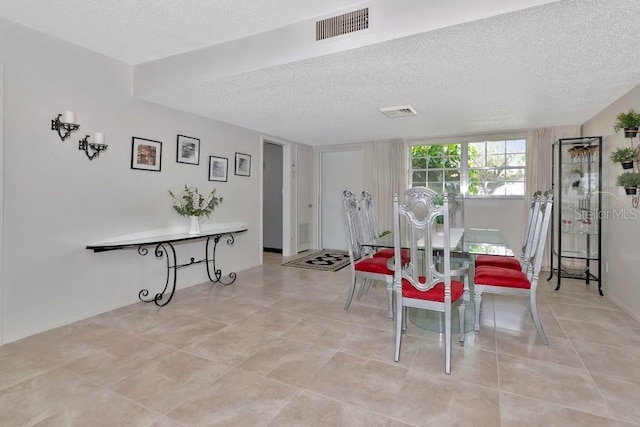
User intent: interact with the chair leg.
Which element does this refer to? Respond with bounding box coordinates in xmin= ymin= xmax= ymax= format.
xmin=402 ymin=306 xmax=408 ymax=331
xmin=394 ymin=291 xmax=403 ymax=362
xmin=530 ymin=291 xmax=549 ymax=345
xmin=445 ymin=305 xmax=452 ymax=375
xmin=344 ymin=274 xmax=357 ymax=310
xmin=463 ymin=274 xmax=470 ymax=302
xmin=458 ymin=302 xmax=465 ymax=344
xmin=386 ymin=281 xmax=394 ymax=319
xmin=474 ymin=289 xmax=483 ymax=333
xmin=356 ymin=279 xmax=369 ymax=301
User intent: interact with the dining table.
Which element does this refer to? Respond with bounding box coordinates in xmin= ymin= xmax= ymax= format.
xmin=363 ymin=228 xmax=513 ymax=333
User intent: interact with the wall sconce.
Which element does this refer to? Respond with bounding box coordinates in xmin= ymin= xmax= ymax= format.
xmin=78 ymin=133 xmax=108 ymax=160
xmin=51 ymin=111 xmax=80 ymax=141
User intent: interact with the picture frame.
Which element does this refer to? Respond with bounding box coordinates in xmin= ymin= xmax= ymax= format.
xmin=235 ymin=152 xmax=251 ymax=177
xmin=131 ymin=137 xmax=162 ymax=172
xmin=209 ymin=156 xmax=228 ymax=182
xmin=176 ymin=134 xmax=200 ymax=165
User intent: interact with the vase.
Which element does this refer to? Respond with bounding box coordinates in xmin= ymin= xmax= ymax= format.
xmin=188 ymin=216 xmax=201 ymax=235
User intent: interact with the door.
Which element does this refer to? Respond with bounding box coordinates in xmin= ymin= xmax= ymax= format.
xmin=296 ymin=146 xmax=312 ymax=252
xmin=321 ymin=149 xmax=364 ymax=250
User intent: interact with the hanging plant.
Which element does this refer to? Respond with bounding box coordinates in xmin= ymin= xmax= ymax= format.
xmin=613 ymin=109 xmax=640 ymax=138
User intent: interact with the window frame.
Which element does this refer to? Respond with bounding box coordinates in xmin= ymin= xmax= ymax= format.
xmin=408 ymin=132 xmax=527 ymax=199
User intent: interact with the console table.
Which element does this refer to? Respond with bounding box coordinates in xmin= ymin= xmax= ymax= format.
xmin=86 ymin=222 xmax=248 ymax=307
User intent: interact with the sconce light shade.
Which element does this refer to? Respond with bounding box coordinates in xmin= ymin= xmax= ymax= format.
xmin=51 ymin=111 xmax=80 ymax=141
xmin=79 ymin=133 xmax=108 ymax=160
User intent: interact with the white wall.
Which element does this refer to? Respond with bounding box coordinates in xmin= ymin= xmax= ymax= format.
xmin=582 ymin=84 xmax=640 ymax=319
xmin=0 ymin=19 xmax=262 ymax=343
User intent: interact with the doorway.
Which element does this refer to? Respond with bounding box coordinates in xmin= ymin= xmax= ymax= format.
xmin=263 ymin=142 xmax=283 ymax=253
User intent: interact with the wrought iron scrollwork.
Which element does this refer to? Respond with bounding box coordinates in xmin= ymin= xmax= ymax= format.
xmin=205 ymin=233 xmax=238 ymax=285
xmin=137 ymin=242 xmax=178 ymax=306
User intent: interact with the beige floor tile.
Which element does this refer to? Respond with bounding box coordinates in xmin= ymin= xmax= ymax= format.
xmin=65 ymin=336 xmax=176 ymax=387
xmin=140 ymin=314 xmax=226 ymax=348
xmin=573 ymin=341 xmax=640 ymax=381
xmin=282 ymin=315 xmax=355 ymax=350
xmin=0 ymin=368 xmax=102 ymax=427
xmin=232 ymin=307 xmax=308 ymax=335
xmin=495 ymin=329 xmax=583 ymax=368
xmin=391 ymin=370 xmax=501 ymax=426
xmin=239 ymin=337 xmax=336 ymax=387
xmin=267 ymin=391 xmax=392 ymax=427
xmin=304 ymin=352 xmax=407 ymax=416
xmin=166 ymin=368 xmax=297 ymax=426
xmin=411 ymin=343 xmax=499 ymax=389
xmin=110 ymin=350 xmax=231 ymax=415
xmin=591 ymin=372 xmax=640 ymax=424
xmin=497 ymin=354 xmax=609 ymax=415
xmin=181 ymin=324 xmax=276 ymax=366
xmin=34 ymin=388 xmax=160 ymax=426
xmin=549 ymin=303 xmax=626 ymax=328
xmin=317 ymin=300 xmax=379 ymax=324
xmin=559 ymin=318 xmax=640 ymax=350
xmin=2 ymin=253 xmax=640 ymax=425
xmin=500 ymin=392 xmax=624 ymax=427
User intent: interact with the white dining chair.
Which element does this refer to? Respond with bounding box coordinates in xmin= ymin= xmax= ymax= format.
xmin=392 ymin=190 xmax=466 ymax=374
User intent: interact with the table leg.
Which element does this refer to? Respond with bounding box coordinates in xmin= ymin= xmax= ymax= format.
xmin=137 ymin=242 xmax=178 ymax=307
xmin=205 ymin=234 xmax=237 ymax=285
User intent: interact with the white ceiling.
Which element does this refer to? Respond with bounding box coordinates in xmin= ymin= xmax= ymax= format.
xmin=2 ymin=0 xmax=640 ymax=146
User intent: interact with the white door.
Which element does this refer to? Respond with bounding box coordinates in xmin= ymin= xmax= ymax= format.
xmin=321 ymin=149 xmax=364 ymax=250
xmin=296 ymin=146 xmax=312 ymax=252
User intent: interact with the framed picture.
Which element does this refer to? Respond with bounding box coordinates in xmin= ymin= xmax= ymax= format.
xmin=131 ymin=137 xmax=162 ymax=172
xmin=209 ymin=156 xmax=228 ymax=182
xmin=176 ymin=134 xmax=200 ymax=165
xmin=235 ymin=152 xmax=251 ymax=177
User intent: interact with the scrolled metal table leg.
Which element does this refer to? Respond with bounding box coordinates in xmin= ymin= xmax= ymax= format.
xmin=137 ymin=242 xmax=178 ymax=306
xmin=205 ymin=234 xmax=237 ymax=285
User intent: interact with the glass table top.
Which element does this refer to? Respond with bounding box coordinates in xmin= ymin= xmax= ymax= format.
xmin=365 ymin=228 xmax=513 ymax=257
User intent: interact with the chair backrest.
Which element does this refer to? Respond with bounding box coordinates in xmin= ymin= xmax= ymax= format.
xmin=524 ymin=191 xmax=554 ymax=281
xmin=393 ymin=189 xmax=453 ymax=294
xmin=520 ymin=191 xmax=543 ymax=271
xmin=360 ymin=190 xmax=379 ymax=244
xmin=342 ymin=190 xmax=366 ymax=262
xmin=447 ymin=192 xmax=464 ymax=227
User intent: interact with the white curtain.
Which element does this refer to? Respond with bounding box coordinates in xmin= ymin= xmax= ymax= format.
xmin=363 ymin=139 xmax=408 ymax=235
xmin=525 ymin=126 xmax=581 ymax=267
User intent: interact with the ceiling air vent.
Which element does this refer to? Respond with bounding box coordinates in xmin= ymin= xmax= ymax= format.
xmin=379 ymin=105 xmax=418 ymax=118
xmin=316 ymin=8 xmax=369 ymax=41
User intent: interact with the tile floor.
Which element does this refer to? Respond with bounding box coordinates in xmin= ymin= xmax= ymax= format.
xmin=1 ymin=252 xmax=640 ymax=426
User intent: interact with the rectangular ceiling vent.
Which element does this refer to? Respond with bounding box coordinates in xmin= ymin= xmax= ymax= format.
xmin=379 ymin=105 xmax=418 ymax=118
xmin=316 ymin=8 xmax=369 ymax=41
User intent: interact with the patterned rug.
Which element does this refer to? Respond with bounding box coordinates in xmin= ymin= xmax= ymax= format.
xmin=282 ymin=249 xmax=351 ymax=272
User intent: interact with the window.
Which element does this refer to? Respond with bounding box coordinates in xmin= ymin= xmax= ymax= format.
xmin=410 ymin=137 xmax=526 ymax=196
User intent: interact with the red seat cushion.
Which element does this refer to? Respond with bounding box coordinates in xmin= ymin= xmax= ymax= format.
xmin=474 ymin=265 xmax=531 ymax=289
xmin=372 ymin=248 xmax=411 ymax=264
xmin=475 ymin=254 xmax=521 ymax=270
xmin=401 ymin=277 xmax=464 ymax=302
xmin=354 ymin=257 xmax=393 ymax=275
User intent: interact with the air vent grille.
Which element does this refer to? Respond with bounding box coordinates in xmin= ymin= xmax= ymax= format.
xmin=379 ymin=105 xmax=418 ymax=118
xmin=298 ymin=223 xmax=310 ymax=244
xmin=316 ymin=8 xmax=369 ymax=41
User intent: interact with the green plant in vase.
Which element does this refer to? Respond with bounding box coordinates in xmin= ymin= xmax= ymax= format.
xmin=169 ymin=186 xmax=223 ymax=234
xmin=613 ymin=109 xmax=640 ymax=138
xmin=610 ymin=146 xmax=638 ymax=170
xmin=615 ymin=171 xmax=640 ymax=195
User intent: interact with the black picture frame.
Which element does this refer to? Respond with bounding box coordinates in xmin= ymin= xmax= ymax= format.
xmin=176 ymin=134 xmax=200 ymax=165
xmin=209 ymin=156 xmax=228 ymax=182
xmin=131 ymin=137 xmax=162 ymax=172
xmin=235 ymin=152 xmax=251 ymax=177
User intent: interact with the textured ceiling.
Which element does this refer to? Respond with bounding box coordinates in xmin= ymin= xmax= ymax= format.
xmin=2 ymin=0 xmax=640 ymax=146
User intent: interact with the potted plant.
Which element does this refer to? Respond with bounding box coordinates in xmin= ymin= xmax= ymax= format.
xmin=610 ymin=146 xmax=638 ymax=169
xmin=616 ymin=171 xmax=640 ymax=195
xmin=613 ymin=109 xmax=640 ymax=138
xmin=169 ymin=186 xmax=223 ymax=234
